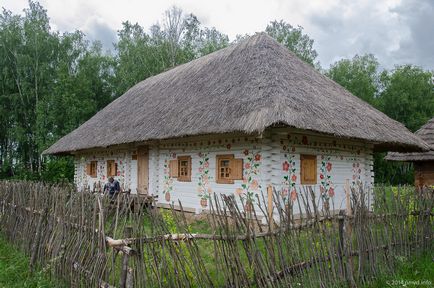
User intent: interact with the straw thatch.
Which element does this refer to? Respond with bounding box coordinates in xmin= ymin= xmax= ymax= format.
xmin=44 ymin=33 xmax=429 ymax=155
xmin=386 ymin=117 xmax=434 ymax=161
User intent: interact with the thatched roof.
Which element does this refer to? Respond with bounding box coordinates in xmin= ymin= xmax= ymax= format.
xmin=386 ymin=117 xmax=434 ymax=161
xmin=44 ymin=33 xmax=429 ymax=155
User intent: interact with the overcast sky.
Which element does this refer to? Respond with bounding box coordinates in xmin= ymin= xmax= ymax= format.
xmin=3 ymin=0 xmax=434 ymax=70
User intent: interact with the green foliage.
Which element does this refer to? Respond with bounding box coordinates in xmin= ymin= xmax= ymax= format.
xmin=326 ymin=54 xmax=380 ymax=105
xmin=0 ymin=2 xmax=114 ymax=181
xmin=266 ymin=20 xmax=319 ymax=66
xmin=373 ymin=153 xmax=414 ymax=185
xmin=0 ymin=236 xmax=58 ymax=287
xmin=364 ymin=253 xmax=434 ymax=288
xmin=379 ymin=65 xmax=434 ymax=132
xmin=114 ymin=10 xmax=229 ymax=96
xmin=40 ymin=157 xmax=74 ymax=183
xmin=161 ymin=209 xmax=177 ymax=233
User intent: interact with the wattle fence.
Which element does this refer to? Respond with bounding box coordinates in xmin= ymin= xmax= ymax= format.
xmin=0 ymin=181 xmax=432 ymax=287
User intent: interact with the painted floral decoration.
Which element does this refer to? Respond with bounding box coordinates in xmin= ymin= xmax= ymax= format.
xmin=352 ymin=162 xmax=362 ymax=187
xmin=163 ymin=154 xmax=176 ymax=201
xmin=236 ymin=150 xmax=262 ymax=203
xmin=319 ymin=155 xmax=334 ymax=200
xmin=282 ymin=151 xmax=297 ymax=202
xmin=197 ymin=152 xmax=212 ymax=200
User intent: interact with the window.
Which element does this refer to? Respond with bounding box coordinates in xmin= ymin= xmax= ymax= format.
xmin=169 ymin=156 xmax=192 ymax=182
xmin=177 ymin=156 xmax=191 ymax=182
xmin=300 ymin=155 xmax=317 ymax=185
xmin=216 ymin=155 xmax=243 ymax=184
xmin=107 ymin=160 xmax=117 ymax=177
xmin=86 ymin=161 xmax=97 ymax=178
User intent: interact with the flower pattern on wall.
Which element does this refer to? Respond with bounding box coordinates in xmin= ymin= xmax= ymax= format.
xmin=163 ymin=153 xmax=176 ymax=202
xmin=235 ymin=149 xmax=262 ymax=203
xmin=282 ymin=150 xmax=297 ymax=202
xmin=197 ymin=152 xmax=212 ymax=205
xmin=352 ymin=162 xmax=362 ymax=187
xmin=319 ymin=155 xmax=334 ymax=200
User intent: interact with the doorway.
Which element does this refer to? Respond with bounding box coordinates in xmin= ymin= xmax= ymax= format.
xmin=137 ymin=146 xmax=149 ymax=195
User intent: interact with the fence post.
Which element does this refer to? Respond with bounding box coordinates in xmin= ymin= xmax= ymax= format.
xmin=344 ymin=179 xmax=356 ymax=287
xmin=30 ymin=208 xmax=47 ymax=273
xmin=337 ymin=211 xmax=345 ymax=279
xmin=120 ymin=226 xmax=133 ymax=288
xmin=267 ymin=185 xmax=273 ymax=222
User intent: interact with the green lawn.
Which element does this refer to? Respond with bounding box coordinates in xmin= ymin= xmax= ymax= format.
xmin=364 ymin=253 xmax=434 ymax=288
xmin=0 ymin=236 xmax=57 ymax=288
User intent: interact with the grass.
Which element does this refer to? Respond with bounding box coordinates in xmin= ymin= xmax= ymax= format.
xmin=0 ymin=236 xmax=58 ymax=288
xmin=364 ymin=253 xmax=434 ymax=288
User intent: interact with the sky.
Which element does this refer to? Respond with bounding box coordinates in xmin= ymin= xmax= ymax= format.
xmin=2 ymin=0 xmax=434 ymax=70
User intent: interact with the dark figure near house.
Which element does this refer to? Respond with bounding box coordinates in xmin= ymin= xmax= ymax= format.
xmin=104 ymin=177 xmax=120 ymax=197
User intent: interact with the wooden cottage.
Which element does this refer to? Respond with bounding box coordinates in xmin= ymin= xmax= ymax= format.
xmin=44 ymin=33 xmax=428 ymax=216
xmin=386 ymin=118 xmax=434 ymax=187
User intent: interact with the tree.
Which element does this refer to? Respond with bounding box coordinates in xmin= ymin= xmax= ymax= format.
xmin=326 ymin=54 xmax=381 ymax=105
xmin=379 ymin=65 xmax=434 ymax=132
xmin=0 ymin=2 xmax=115 ymax=181
xmin=266 ymin=20 xmax=318 ymax=66
xmin=0 ymin=1 xmax=57 ymax=174
xmin=163 ymin=6 xmax=184 ymax=67
xmin=114 ymin=21 xmax=169 ymax=96
xmin=114 ymin=7 xmax=229 ymax=96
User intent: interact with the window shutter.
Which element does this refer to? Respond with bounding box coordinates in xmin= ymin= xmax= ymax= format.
xmin=107 ymin=160 xmax=117 ymax=177
xmin=230 ymin=158 xmax=244 ymax=180
xmin=188 ymin=156 xmax=192 ymax=180
xmin=91 ymin=161 xmax=98 ymax=178
xmin=107 ymin=160 xmax=111 ymax=176
xmin=301 ymin=155 xmax=317 ymax=185
xmin=86 ymin=163 xmax=91 ymax=176
xmin=169 ymin=159 xmax=178 ymax=178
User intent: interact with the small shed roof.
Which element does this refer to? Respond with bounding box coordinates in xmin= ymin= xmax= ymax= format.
xmin=44 ymin=33 xmax=429 ymax=155
xmin=386 ymin=117 xmax=434 ymax=161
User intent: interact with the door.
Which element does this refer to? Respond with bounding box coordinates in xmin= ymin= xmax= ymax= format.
xmin=137 ymin=146 xmax=149 ymax=195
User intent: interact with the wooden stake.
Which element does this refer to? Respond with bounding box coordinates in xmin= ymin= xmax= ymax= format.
xmin=267 ymin=185 xmax=273 ymax=221
xmin=120 ymin=226 xmax=133 ymax=288
xmin=29 ymin=208 xmax=46 ymax=273
xmin=345 ymin=179 xmax=356 ymax=287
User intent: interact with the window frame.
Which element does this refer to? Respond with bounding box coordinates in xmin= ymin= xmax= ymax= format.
xmin=89 ymin=161 xmax=98 ymax=178
xmin=216 ymin=154 xmax=235 ymax=184
xmin=300 ymin=154 xmax=317 ymax=185
xmin=177 ymin=156 xmax=192 ymax=182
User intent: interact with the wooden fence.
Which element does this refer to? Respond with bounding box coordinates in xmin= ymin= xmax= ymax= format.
xmin=0 ymin=181 xmax=432 ymax=287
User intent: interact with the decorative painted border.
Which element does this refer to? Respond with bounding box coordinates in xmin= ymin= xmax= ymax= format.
xmin=352 ymin=161 xmax=362 ymax=187
xmin=163 ymin=153 xmax=176 ymax=202
xmin=282 ymin=148 xmax=298 ymax=202
xmin=319 ymin=155 xmax=334 ymax=200
xmin=197 ymin=152 xmax=212 ymax=207
xmin=235 ymin=149 xmax=262 ymax=204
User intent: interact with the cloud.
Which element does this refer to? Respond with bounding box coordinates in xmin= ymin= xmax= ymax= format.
xmin=305 ymin=0 xmax=433 ymax=70
xmin=306 ymin=0 xmax=403 ymax=68
xmin=390 ymin=0 xmax=434 ymax=69
xmin=82 ymin=17 xmax=118 ymax=52
xmin=2 ymin=0 xmax=433 ymax=70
